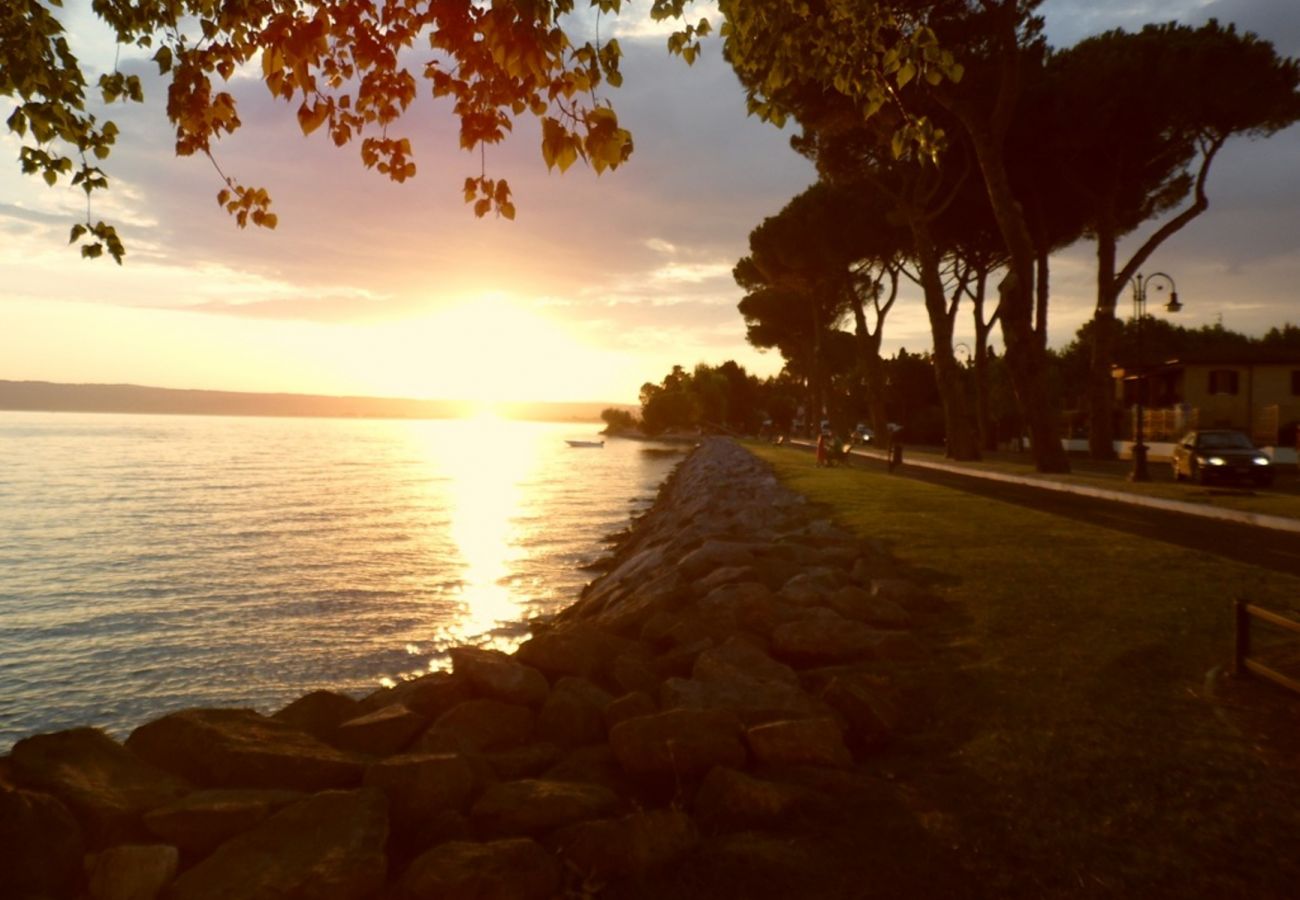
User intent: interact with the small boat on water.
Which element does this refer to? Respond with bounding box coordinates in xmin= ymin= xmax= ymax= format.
xmin=566 ymin=439 xmax=605 ymax=448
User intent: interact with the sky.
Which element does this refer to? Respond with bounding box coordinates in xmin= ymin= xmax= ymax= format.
xmin=2 ymin=0 xmax=1297 ymax=407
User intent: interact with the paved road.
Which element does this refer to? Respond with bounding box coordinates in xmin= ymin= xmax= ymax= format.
xmin=881 ymin=456 xmax=1300 ymax=577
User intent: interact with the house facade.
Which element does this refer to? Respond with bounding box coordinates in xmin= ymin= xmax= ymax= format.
xmin=1112 ymin=354 xmax=1300 ymax=448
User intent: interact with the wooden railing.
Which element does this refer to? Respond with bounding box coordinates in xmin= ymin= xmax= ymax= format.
xmin=1233 ymin=600 xmax=1300 ymax=696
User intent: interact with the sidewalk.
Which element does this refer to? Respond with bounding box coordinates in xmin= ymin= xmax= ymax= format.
xmin=789 ymin=439 xmax=1300 ymax=535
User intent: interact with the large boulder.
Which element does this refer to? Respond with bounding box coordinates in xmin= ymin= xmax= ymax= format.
xmin=678 ymin=540 xmax=760 ymax=580
xmin=469 ymin=778 xmax=619 ymax=836
xmin=777 ymin=568 xmax=848 ymax=607
xmin=603 ymin=691 xmax=657 ymax=731
xmin=87 ymin=844 xmax=178 ymax=900
xmin=0 ymin=785 xmax=85 ymax=898
xmin=769 ymin=613 xmax=891 ymax=667
xmin=142 ymin=789 xmax=302 ymax=857
xmin=536 ymin=678 xmax=612 ymax=747
xmin=126 ymin=709 xmax=364 ymax=791
xmin=514 ymin=625 xmax=634 ymax=680
xmin=818 ymin=672 xmax=903 ymax=753
xmin=659 ymin=675 xmax=827 ymax=727
xmin=421 ymin=699 xmax=535 ymax=752
xmin=609 ymin=652 xmax=662 ymax=697
xmin=398 ymin=838 xmax=559 ymax=900
xmin=825 ymin=586 xmax=911 ymax=629
xmin=586 ymin=570 xmax=692 ymax=635
xmin=745 ymin=718 xmax=853 ymax=768
xmin=692 ymin=564 xmax=761 ymax=596
xmin=870 ymin=577 xmax=938 ymax=611
xmin=10 ymin=728 xmax=189 ymax=845
xmin=608 ymin=709 xmax=746 ymax=779
xmin=697 ymin=582 xmax=800 ymax=639
xmin=652 ymin=636 xmax=715 ymax=678
xmin=692 ymin=637 xmax=799 ymax=687
xmin=362 ymin=753 xmax=477 ymax=828
xmin=163 ymin=789 xmax=388 ymax=900
xmin=483 ymin=742 xmax=564 ymax=780
xmin=747 ymin=558 xmax=806 ymax=593
xmin=544 ymin=745 xmax=629 ymax=794
xmin=331 ymin=704 xmax=428 ymax=756
xmin=358 ymin=671 xmax=471 ymax=719
xmin=272 ymin=691 xmax=360 ymax=739
xmin=551 ymin=809 xmax=699 ymax=881
xmin=448 ymin=647 xmax=550 ymax=708
xmin=693 ymin=766 xmax=813 ymax=830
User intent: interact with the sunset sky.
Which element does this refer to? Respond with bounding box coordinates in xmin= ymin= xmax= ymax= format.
xmin=2 ymin=0 xmax=1297 ymax=406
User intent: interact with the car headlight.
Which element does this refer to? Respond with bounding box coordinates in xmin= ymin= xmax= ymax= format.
xmin=1205 ymin=456 xmax=1227 ymax=466
xmin=1253 ymin=456 xmax=1271 ymax=466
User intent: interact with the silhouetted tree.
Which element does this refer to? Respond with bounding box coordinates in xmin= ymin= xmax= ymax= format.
xmin=1036 ymin=22 xmax=1300 ymax=458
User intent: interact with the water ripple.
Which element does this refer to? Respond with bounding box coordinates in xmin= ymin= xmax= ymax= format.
xmin=0 ymin=413 xmax=677 ymax=748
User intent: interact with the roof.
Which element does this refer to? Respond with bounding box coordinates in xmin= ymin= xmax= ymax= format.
xmin=1113 ymin=353 xmax=1300 ymax=373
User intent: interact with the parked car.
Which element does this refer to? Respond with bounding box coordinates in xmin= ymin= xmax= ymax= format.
xmin=1170 ymin=429 xmax=1274 ymax=487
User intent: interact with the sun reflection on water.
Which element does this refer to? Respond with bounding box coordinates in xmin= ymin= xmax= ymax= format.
xmin=438 ymin=411 xmax=542 ymax=651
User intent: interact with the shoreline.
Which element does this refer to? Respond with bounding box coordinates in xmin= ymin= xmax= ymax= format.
xmin=3 ymin=438 xmax=936 ymax=898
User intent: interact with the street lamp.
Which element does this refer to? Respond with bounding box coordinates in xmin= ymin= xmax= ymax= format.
xmin=1129 ymin=272 xmax=1182 ymax=482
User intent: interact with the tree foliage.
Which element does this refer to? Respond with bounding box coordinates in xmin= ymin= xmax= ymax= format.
xmin=3 ymin=0 xmax=712 ymax=260
xmin=719 ymin=2 xmax=1299 ymax=467
xmin=638 ymin=360 xmax=764 ymax=435
xmin=1032 ymin=21 xmax=1300 ymax=459
xmin=599 ymin=406 xmax=637 ymax=431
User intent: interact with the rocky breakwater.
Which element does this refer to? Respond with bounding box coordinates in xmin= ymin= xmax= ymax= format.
xmin=1 ymin=438 xmax=937 ymax=899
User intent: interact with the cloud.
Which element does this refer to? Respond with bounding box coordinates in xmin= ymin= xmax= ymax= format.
xmin=1038 ymin=0 xmax=1210 ymax=46
xmin=1039 ymin=0 xmax=1300 ymax=53
xmin=0 ymin=203 xmax=67 ymax=227
xmin=7 ymin=2 xmax=1296 ymax=401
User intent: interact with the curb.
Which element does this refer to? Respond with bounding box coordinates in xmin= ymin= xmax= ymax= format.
xmin=789 ymin=440 xmax=1300 ymax=536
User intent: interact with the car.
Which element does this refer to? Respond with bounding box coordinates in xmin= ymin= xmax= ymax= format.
xmin=1170 ymin=429 xmax=1274 ymax=487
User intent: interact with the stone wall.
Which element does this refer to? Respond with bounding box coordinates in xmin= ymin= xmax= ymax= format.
xmin=0 ymin=438 xmax=936 ymax=899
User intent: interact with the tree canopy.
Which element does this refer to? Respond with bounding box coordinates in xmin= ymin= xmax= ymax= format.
xmin=3 ymin=0 xmax=713 ymax=261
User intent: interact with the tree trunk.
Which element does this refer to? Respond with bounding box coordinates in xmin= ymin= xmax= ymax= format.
xmin=970 ymin=271 xmax=998 ymax=451
xmin=946 ymin=5 xmax=1069 ymax=473
xmin=911 ymin=219 xmax=980 ymax=461
xmin=1087 ymin=221 xmax=1121 ymax=460
xmin=1035 ymin=249 xmax=1049 ymax=350
xmin=848 ymin=291 xmax=890 ymax=442
xmin=810 ymin=303 xmax=823 ymax=436
xmin=973 ymin=345 xmax=994 ymax=451
xmin=960 ymin=121 xmax=1070 ymax=472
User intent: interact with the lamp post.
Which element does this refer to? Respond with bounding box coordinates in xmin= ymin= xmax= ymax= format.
xmin=1129 ymin=272 xmax=1182 ymax=481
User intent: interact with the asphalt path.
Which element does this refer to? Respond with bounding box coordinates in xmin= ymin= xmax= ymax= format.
xmin=872 ymin=455 xmax=1300 ymax=578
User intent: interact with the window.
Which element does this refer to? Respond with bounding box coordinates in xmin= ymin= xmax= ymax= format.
xmin=1207 ymin=369 xmax=1239 ymax=396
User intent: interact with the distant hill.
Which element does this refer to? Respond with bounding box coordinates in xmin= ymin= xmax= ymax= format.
xmin=0 ymin=380 xmax=631 ymax=423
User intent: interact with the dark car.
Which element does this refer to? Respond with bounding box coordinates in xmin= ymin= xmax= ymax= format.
xmin=1170 ymin=429 xmax=1274 ymax=487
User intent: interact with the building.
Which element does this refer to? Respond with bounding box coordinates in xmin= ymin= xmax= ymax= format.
xmin=1113 ymin=352 xmax=1300 ymax=448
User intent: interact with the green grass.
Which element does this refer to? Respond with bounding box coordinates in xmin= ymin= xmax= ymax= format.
xmin=747 ymin=443 xmax=1300 ymax=898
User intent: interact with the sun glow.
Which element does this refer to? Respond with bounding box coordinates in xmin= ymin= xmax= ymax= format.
xmin=367 ymin=293 xmax=605 ymax=405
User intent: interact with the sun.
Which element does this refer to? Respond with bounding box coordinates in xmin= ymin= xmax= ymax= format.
xmin=361 ymin=293 xmax=603 ymax=405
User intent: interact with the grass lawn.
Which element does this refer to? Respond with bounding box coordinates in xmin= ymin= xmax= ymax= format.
xmin=747 ymin=442 xmax=1300 ymax=898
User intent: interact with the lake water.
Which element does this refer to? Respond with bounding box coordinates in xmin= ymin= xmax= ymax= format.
xmin=0 ymin=412 xmax=684 ymax=749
